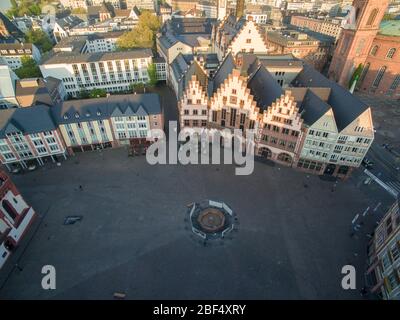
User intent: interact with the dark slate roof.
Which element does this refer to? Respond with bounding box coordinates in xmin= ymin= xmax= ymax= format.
xmin=175 ymin=34 xmax=211 ymax=48
xmin=170 ymin=53 xmax=193 ymax=83
xmin=158 ymin=32 xmax=179 ymax=50
xmin=247 ymin=64 xmax=283 ymax=111
xmin=179 ymin=60 xmax=208 ymax=99
xmin=298 ymin=89 xmax=331 ymax=126
xmin=169 ymin=17 xmax=216 ymax=35
xmin=56 ymin=15 xmax=84 ymax=29
xmin=0 ymin=12 xmax=24 ymax=40
xmin=52 ymin=94 xmax=162 ymax=125
xmin=87 ymin=31 xmax=124 ymax=41
xmin=208 ymin=53 xmax=235 ymax=97
xmin=41 ymin=48 xmax=153 ymax=65
xmin=216 ymin=14 xmax=247 ymax=44
xmin=0 ymin=105 xmax=56 ymax=138
xmin=291 ymin=64 xmax=369 ymax=131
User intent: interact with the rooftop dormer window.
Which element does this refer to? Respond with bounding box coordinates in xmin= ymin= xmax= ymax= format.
xmin=75 ymin=112 xmax=80 ymax=118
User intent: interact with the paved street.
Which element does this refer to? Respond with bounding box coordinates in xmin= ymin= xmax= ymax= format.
xmin=353 ymin=93 xmax=400 ymax=200
xmin=0 ymin=147 xmax=391 ymax=300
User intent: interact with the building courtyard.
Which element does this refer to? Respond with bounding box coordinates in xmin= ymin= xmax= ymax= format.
xmin=0 ymin=146 xmax=389 ymax=299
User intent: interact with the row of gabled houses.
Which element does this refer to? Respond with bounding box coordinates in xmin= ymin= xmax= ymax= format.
xmin=0 ymin=93 xmax=163 ymax=172
xmin=178 ymin=52 xmax=374 ymax=179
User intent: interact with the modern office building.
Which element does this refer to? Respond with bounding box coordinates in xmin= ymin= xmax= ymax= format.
xmin=39 ymin=49 xmax=167 ymax=98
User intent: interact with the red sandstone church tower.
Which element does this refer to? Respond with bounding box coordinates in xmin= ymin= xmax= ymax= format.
xmin=328 ymin=0 xmax=389 ymax=87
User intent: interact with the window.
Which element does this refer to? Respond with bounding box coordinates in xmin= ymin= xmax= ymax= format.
xmin=366 ymin=8 xmax=379 ymax=26
xmin=246 ymin=39 xmax=251 ymax=44
xmin=372 ymin=66 xmax=386 ymax=88
xmin=389 ymin=75 xmax=400 ymax=91
xmin=359 ymin=63 xmax=370 ymax=83
xmin=386 ymin=48 xmax=396 ymax=59
xmin=390 ymin=245 xmax=400 ymax=262
xmin=230 ymin=108 xmax=237 ymax=127
xmin=381 ymin=253 xmax=391 ymax=271
xmin=212 ymin=111 xmax=217 ymax=122
xmin=370 ymin=45 xmax=379 ymax=56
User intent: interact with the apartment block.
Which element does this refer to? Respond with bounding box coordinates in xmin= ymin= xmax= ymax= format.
xmin=367 ymin=200 xmax=400 ymax=299
xmin=0 ymin=105 xmax=68 ymax=171
xmin=39 ymin=49 xmax=167 ymax=98
xmin=53 ymin=94 xmax=163 ymax=154
xmin=266 ymin=29 xmax=334 ymax=72
xmin=0 ymin=170 xmax=36 ymax=269
xmin=290 ymin=15 xmax=343 ymax=40
xmin=0 ymin=43 xmax=41 ymax=70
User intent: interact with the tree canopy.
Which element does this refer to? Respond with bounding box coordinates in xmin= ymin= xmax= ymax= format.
xmin=147 ymin=63 xmax=158 ymax=86
xmin=71 ymin=8 xmax=87 ymax=14
xmin=25 ymin=30 xmax=53 ymax=53
xmin=15 ymin=56 xmax=42 ymax=79
xmin=117 ymin=11 xmax=161 ymax=50
xmin=7 ymin=0 xmax=52 ymax=18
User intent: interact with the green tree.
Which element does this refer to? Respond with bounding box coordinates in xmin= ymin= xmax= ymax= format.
xmin=15 ymin=56 xmax=42 ymax=79
xmin=147 ymin=63 xmax=158 ymax=86
xmin=131 ymin=82 xmax=145 ymax=93
xmin=348 ymin=63 xmax=363 ymax=89
xmin=117 ymin=12 xmax=161 ymax=49
xmin=72 ymin=8 xmax=87 ymax=14
xmin=25 ymin=30 xmax=53 ymax=53
xmin=89 ymin=89 xmax=107 ymax=98
xmin=7 ymin=0 xmax=53 ymax=18
xmin=78 ymin=90 xmax=90 ymax=99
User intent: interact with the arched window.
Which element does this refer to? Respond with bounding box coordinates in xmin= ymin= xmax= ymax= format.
xmin=366 ymin=9 xmax=379 ymax=26
xmin=372 ymin=66 xmax=386 ymax=88
xmin=359 ymin=63 xmax=370 ymax=83
xmin=386 ymin=48 xmax=396 ymax=59
xmin=370 ymin=45 xmax=379 ymax=56
xmin=277 ymin=153 xmax=292 ymax=163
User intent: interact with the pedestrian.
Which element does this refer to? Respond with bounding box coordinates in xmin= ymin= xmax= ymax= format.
xmin=79 ymin=185 xmax=83 ymax=191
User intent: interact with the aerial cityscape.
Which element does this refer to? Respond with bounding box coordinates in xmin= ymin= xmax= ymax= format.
xmin=0 ymin=0 xmax=399 ymax=304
